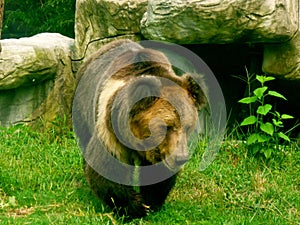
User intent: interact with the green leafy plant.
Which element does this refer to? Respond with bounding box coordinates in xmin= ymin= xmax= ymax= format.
xmin=238 ymin=74 xmax=294 ymax=158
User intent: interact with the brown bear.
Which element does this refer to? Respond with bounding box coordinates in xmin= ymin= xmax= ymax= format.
xmin=72 ymin=39 xmax=208 ymax=218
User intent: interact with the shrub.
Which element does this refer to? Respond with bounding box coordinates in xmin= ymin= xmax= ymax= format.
xmin=238 ymin=74 xmax=294 ymax=158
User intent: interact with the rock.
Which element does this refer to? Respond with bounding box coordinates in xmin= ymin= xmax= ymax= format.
xmin=0 ymin=33 xmax=73 ymax=89
xmin=72 ymin=35 xmax=140 ymax=72
xmin=141 ymin=0 xmax=298 ymax=44
xmin=263 ymin=33 xmax=300 ymax=79
xmin=0 ymin=81 xmax=53 ymax=127
xmin=73 ymin=0 xmax=147 ymax=68
xmin=0 ymin=33 xmax=75 ymax=127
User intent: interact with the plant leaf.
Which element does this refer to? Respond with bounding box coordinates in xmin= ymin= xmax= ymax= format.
xmin=268 ymin=91 xmax=287 ymax=100
xmin=260 ymin=122 xmax=274 ymax=136
xmin=263 ymin=148 xmax=272 ymax=159
xmin=238 ymin=96 xmax=257 ymax=104
xmin=248 ymin=133 xmax=270 ymax=144
xmin=247 ymin=133 xmax=259 ymax=145
xmin=251 ymin=144 xmax=261 ymax=155
xmin=256 ymin=75 xmax=265 ymax=84
xmin=257 ymin=134 xmax=270 ymax=143
xmin=281 ymin=114 xmax=294 ymax=119
xmin=278 ymin=132 xmax=290 ymax=142
xmin=272 ymin=118 xmax=283 ymax=127
xmin=257 ymin=104 xmax=272 ymax=115
xmin=256 ymin=75 xmax=275 ymax=85
xmin=254 ymin=87 xmax=268 ymax=99
xmin=241 ymin=116 xmax=257 ymax=126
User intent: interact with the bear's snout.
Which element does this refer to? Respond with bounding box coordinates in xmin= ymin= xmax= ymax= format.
xmin=164 ymin=133 xmax=189 ymax=170
xmin=173 ymin=139 xmax=189 ymax=167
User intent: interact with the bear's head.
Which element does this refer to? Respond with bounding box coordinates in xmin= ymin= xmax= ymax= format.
xmin=110 ymin=71 xmax=207 ymax=171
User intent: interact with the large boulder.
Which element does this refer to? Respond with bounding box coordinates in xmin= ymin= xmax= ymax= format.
xmin=141 ymin=0 xmax=298 ymax=44
xmin=139 ymin=0 xmax=300 ymax=80
xmin=0 ymin=33 xmax=74 ymax=127
xmin=0 ymin=81 xmax=53 ymax=127
xmin=263 ymin=33 xmax=300 ymax=79
xmin=73 ymin=0 xmax=147 ymax=70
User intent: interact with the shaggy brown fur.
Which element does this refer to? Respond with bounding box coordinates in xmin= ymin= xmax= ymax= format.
xmin=72 ymin=39 xmax=207 ymax=218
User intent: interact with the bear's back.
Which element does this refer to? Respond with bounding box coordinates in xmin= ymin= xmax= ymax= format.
xmin=72 ymin=39 xmax=143 ymax=149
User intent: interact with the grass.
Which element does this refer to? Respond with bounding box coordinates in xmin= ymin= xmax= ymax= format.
xmin=0 ymin=125 xmax=299 ymax=224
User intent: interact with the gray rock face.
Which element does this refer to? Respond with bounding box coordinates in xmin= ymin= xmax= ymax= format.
xmin=0 ymin=81 xmax=53 ymax=126
xmin=73 ymin=0 xmax=147 ymax=67
xmin=263 ymin=33 xmax=300 ymax=79
xmin=141 ymin=0 xmax=298 ymax=44
xmin=0 ymin=33 xmax=74 ymax=127
xmin=72 ymin=0 xmax=300 ymax=79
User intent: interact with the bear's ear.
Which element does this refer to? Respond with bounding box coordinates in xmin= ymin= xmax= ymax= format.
xmin=183 ymin=74 xmax=208 ymax=110
xmin=128 ymin=76 xmax=161 ymax=114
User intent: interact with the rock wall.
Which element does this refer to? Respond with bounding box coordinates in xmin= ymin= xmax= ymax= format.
xmin=0 ymin=33 xmax=74 ymax=127
xmin=141 ymin=0 xmax=298 ymax=44
xmin=0 ymin=0 xmax=299 ymax=129
xmin=73 ymin=0 xmax=300 ymax=80
xmin=72 ymin=0 xmax=147 ymax=70
xmin=263 ymin=33 xmax=300 ymax=79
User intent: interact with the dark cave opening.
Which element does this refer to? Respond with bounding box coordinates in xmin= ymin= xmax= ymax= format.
xmin=182 ymin=44 xmax=299 ymax=137
xmin=182 ymin=44 xmax=264 ymax=128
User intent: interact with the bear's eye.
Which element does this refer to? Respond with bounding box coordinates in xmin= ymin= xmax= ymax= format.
xmin=158 ymin=124 xmax=172 ymax=132
xmin=166 ymin=126 xmax=173 ymax=131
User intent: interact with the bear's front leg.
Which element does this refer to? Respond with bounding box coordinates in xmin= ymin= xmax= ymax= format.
xmin=85 ymin=164 xmax=150 ymax=218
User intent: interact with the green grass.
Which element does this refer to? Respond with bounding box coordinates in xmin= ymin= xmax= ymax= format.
xmin=0 ymin=125 xmax=299 ymax=224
